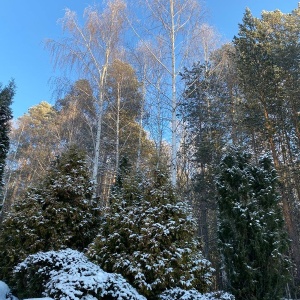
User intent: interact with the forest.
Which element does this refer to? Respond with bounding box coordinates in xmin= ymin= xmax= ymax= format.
xmin=0 ymin=1 xmax=300 ymax=300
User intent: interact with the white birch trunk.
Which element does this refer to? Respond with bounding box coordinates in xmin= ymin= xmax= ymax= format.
xmin=136 ymin=74 xmax=146 ymax=172
xmin=115 ymin=83 xmax=121 ymax=174
xmin=170 ymin=0 xmax=177 ymax=186
xmin=92 ymin=57 xmax=109 ymax=199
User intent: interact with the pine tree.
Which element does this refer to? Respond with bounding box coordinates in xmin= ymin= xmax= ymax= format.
xmin=216 ymin=148 xmax=291 ymax=300
xmin=88 ymin=167 xmax=213 ymax=299
xmin=233 ymin=7 xmax=300 ymax=289
xmin=179 ymin=61 xmax=232 ymax=261
xmin=0 ymin=146 xmax=100 ymax=282
xmin=0 ymin=80 xmax=15 ymax=204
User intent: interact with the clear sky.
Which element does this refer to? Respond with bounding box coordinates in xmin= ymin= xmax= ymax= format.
xmin=0 ymin=0 xmax=298 ymax=119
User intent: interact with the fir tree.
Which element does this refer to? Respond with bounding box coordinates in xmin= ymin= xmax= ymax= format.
xmin=216 ymin=148 xmax=291 ymax=300
xmin=0 ymin=80 xmax=15 ymax=203
xmin=88 ymin=168 xmax=213 ymax=300
xmin=0 ymin=146 xmax=100 ymax=282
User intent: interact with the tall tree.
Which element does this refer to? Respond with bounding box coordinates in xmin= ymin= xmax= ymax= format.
xmin=4 ymin=102 xmax=59 ymax=206
xmin=233 ymin=6 xmax=300 ymax=288
xmin=0 ymin=80 xmax=15 ymax=216
xmin=46 ymin=0 xmax=126 ymax=197
xmin=179 ymin=61 xmax=232 ymax=286
xmin=97 ymin=59 xmax=155 ymax=202
xmin=234 ymin=9 xmax=283 ymax=164
xmin=132 ymin=40 xmax=170 ymax=170
xmin=55 ymin=79 xmax=97 ymax=155
xmin=103 ymin=59 xmax=142 ymax=172
xmin=0 ymin=146 xmax=100 ymax=282
xmin=88 ymin=165 xmax=213 ymax=299
xmin=130 ymin=0 xmax=205 ymax=185
xmin=209 ymin=43 xmax=241 ymax=145
xmin=216 ymin=148 xmax=291 ymax=300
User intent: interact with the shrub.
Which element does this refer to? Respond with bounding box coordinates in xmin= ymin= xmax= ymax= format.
xmin=0 ymin=147 xmax=100 ymax=282
xmin=88 ymin=168 xmax=213 ymax=299
xmin=159 ymin=287 xmax=234 ymax=300
xmin=12 ymin=249 xmax=146 ymax=300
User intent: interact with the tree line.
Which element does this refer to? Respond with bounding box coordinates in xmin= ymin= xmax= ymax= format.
xmin=1 ymin=1 xmax=300 ymax=299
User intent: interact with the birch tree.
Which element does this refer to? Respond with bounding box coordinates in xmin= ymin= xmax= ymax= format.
xmin=130 ymin=0 xmax=205 ymax=185
xmin=46 ymin=0 xmax=126 ymax=197
xmin=132 ymin=40 xmax=170 ymax=170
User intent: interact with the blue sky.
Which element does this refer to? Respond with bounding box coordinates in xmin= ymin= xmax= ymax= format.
xmin=0 ymin=0 xmax=298 ymax=119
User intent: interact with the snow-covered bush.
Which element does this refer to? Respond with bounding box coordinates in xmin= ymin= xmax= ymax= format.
xmin=0 ymin=281 xmax=17 ymax=300
xmin=0 ymin=147 xmax=100 ymax=282
xmin=12 ymin=249 xmax=145 ymax=300
xmin=159 ymin=288 xmax=234 ymax=300
xmin=88 ymin=167 xmax=213 ymax=299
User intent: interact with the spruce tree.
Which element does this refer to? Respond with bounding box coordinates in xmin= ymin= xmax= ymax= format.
xmin=216 ymin=148 xmax=291 ymax=300
xmin=0 ymin=80 xmax=15 ymax=204
xmin=0 ymin=146 xmax=100 ymax=282
xmin=88 ymin=167 xmax=213 ymax=300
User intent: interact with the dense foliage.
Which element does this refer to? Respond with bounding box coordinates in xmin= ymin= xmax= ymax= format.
xmin=233 ymin=9 xmax=300 ymax=287
xmin=216 ymin=148 xmax=291 ymax=300
xmin=88 ymin=164 xmax=213 ymax=299
xmin=0 ymin=147 xmax=100 ymax=282
xmin=179 ymin=61 xmax=232 ymax=267
xmin=0 ymin=80 xmax=15 ymax=204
